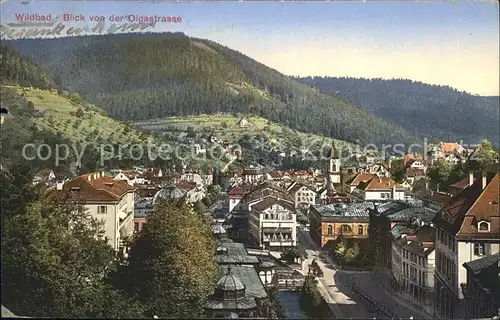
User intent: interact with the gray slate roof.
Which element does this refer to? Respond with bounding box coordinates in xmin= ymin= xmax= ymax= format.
xmin=218 ymin=265 xmax=267 ymax=299
xmin=311 ymin=202 xmax=374 ymax=220
xmin=463 ymin=253 xmax=500 ymax=273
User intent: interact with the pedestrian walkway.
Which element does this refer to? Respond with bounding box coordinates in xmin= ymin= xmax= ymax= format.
xmin=299 ymin=232 xmax=375 ymax=319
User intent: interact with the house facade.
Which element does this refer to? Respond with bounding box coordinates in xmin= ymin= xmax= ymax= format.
xmin=47 ymin=172 xmax=136 ymax=253
xmin=352 ymin=176 xmax=406 ymax=201
xmin=248 ymin=198 xmax=297 ymax=249
xmin=114 ymin=170 xmax=145 ymax=186
xmin=433 ymin=173 xmax=500 ymax=319
xmin=391 ymin=225 xmax=436 ymax=316
xmin=286 ymin=181 xmax=317 ymax=208
xmin=462 ymin=253 xmax=500 ymax=320
xmin=309 ymin=202 xmax=373 ymax=249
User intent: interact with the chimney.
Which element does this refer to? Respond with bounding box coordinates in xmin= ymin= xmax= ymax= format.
xmin=88 ymin=175 xmax=92 ymax=181
xmin=482 ymin=173 xmax=487 ymax=190
xmin=469 ymin=171 xmax=474 ymax=187
xmin=101 ymin=171 xmax=105 ymax=177
xmin=392 ymin=184 xmax=397 ymax=199
xmin=56 ymin=181 xmax=64 ymax=190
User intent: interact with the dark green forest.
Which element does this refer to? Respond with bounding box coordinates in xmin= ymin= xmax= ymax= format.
xmin=4 ymin=33 xmax=422 ymax=146
xmin=295 ymin=76 xmax=500 ymax=145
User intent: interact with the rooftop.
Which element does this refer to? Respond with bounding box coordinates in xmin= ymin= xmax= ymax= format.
xmin=46 ymin=172 xmax=135 ymax=202
xmin=311 ymin=202 xmax=373 ymax=220
xmin=393 ymin=225 xmax=436 ymax=255
xmin=251 ymin=197 xmax=295 ymax=212
xmin=435 ymin=173 xmax=499 ymax=238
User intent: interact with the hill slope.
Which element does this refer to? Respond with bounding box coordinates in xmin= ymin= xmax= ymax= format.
xmin=294 ymin=77 xmax=500 ymax=145
xmin=4 ymin=33 xmax=421 ymax=146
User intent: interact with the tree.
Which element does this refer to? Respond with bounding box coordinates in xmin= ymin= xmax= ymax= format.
xmin=469 ymin=139 xmax=499 ymax=171
xmin=343 ymin=243 xmax=360 ymax=264
xmin=281 ymin=248 xmax=300 ymax=264
xmin=1 ymin=178 xmax=141 ymax=318
xmin=389 ymin=158 xmax=405 ymax=183
xmin=309 ymin=259 xmax=323 ymax=277
xmin=69 ymin=92 xmax=83 ymax=105
xmin=426 ymin=159 xmax=452 ymax=188
xmin=123 ymin=198 xmax=219 ymax=318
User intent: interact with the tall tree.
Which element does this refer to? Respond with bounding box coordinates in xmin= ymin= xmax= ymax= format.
xmin=1 ymin=169 xmax=144 ymax=318
xmin=124 ymin=198 xmax=219 ymax=318
xmin=389 ymin=158 xmax=405 ymax=183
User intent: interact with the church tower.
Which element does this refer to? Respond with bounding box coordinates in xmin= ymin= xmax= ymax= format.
xmin=326 ymin=142 xmax=341 ymax=196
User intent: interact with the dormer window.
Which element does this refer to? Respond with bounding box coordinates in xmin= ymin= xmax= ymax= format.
xmin=478 ymin=221 xmax=490 ymax=232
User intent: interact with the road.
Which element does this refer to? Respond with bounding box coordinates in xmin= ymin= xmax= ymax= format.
xmin=297 ymin=230 xmax=376 ymax=319
xmin=298 ymin=229 xmax=432 ymax=319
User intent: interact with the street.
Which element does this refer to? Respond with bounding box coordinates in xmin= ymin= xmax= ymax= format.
xmin=297 ymin=230 xmax=376 ymax=319
xmin=297 ymin=228 xmax=432 ymax=319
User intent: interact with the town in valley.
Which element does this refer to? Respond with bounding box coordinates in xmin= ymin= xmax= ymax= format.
xmin=1 ymin=1 xmax=499 ymax=319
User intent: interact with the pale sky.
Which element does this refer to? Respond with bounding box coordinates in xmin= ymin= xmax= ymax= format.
xmin=1 ymin=1 xmax=499 ymax=96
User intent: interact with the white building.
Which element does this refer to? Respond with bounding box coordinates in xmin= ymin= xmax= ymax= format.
xmin=286 ymin=181 xmax=317 ymax=208
xmin=32 ymin=168 xmax=56 ymax=186
xmin=227 ymin=186 xmax=248 ymax=213
xmin=391 ymin=224 xmax=436 ymax=316
xmin=248 ymin=197 xmax=297 ymax=249
xmin=114 ymin=170 xmax=145 ymax=186
xmin=352 ymin=176 xmax=406 ymax=201
xmin=48 ymin=172 xmax=136 ymax=253
xmin=433 ymin=173 xmax=499 ymax=319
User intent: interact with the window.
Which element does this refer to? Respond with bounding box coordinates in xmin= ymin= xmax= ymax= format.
xmin=474 ymin=243 xmax=486 ymax=256
xmin=327 ymin=225 xmax=333 ymax=235
xmin=99 ymin=206 xmax=107 ymax=214
xmin=341 ymin=224 xmax=352 ymax=233
xmin=358 ymin=225 xmax=363 ymax=235
xmin=478 ymin=221 xmax=490 ymax=232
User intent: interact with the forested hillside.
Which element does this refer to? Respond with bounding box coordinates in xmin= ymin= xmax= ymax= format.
xmin=0 ymin=45 xmax=55 ymax=89
xmin=4 ymin=33 xmax=421 ymax=146
xmin=0 ymin=45 xmax=174 ymax=173
xmin=295 ymin=77 xmax=499 ymax=145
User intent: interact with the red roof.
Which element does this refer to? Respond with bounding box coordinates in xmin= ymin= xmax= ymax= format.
xmin=348 ymin=172 xmax=375 ymax=186
xmin=175 ymin=180 xmax=197 ymax=191
xmin=47 ymin=172 xmax=135 ymax=202
xmin=357 ymin=177 xmax=403 ymax=191
xmin=440 ymin=142 xmax=463 ymax=154
xmin=228 ymin=186 xmax=249 ymax=197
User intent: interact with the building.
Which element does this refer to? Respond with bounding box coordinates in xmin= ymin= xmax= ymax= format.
xmin=365 ymin=163 xmax=391 ymax=178
xmin=346 ymin=172 xmax=375 ymax=193
xmin=227 ymin=186 xmax=248 ymax=213
xmin=242 ymin=167 xmax=265 ymax=184
xmin=420 ymin=192 xmax=452 ymax=213
xmin=32 ymin=168 xmax=56 ymax=186
xmin=133 ymin=198 xmax=154 ymax=232
xmin=433 ymin=173 xmax=500 ymax=319
xmin=404 ymin=169 xmax=426 ymax=186
xmin=205 ymin=225 xmax=275 ymax=319
xmin=248 ymin=197 xmax=297 ymax=249
xmin=238 ymin=116 xmax=249 ymax=128
xmin=46 ymin=172 xmax=135 ymax=253
xmin=391 ymin=225 xmax=436 ymax=315
xmin=286 ymin=181 xmax=317 ymax=209
xmin=427 ymin=142 xmax=467 ymax=165
xmin=326 ymin=143 xmax=341 ymax=195
xmin=309 ymin=202 xmax=373 ymax=249
xmin=462 ymin=253 xmax=500 ymax=320
xmin=352 ymin=176 xmax=405 ymax=201
xmin=449 ymin=172 xmax=479 ymax=197
xmin=114 ymin=170 xmax=145 ymax=186
xmin=368 ymin=200 xmax=436 ymax=269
